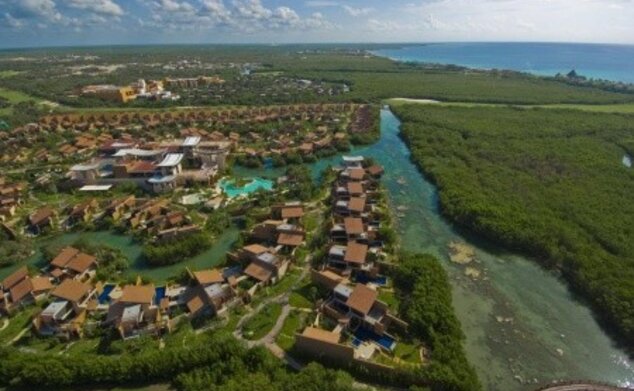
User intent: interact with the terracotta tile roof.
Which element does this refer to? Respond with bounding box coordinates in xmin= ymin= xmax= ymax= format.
xmin=277 ymin=233 xmax=304 ymax=247
xmin=119 ymin=285 xmax=155 ymax=305
xmin=66 ymin=253 xmax=97 ymax=273
xmin=344 ymin=217 xmax=364 ymax=235
xmin=243 ymin=244 xmax=269 ymax=255
xmin=302 ymin=327 xmax=341 ymax=344
xmin=347 ymin=182 xmax=364 ymax=195
xmin=50 ymin=247 xmax=80 ymax=268
xmin=186 ymin=294 xmax=205 ymax=315
xmin=244 ymin=262 xmax=273 ymax=282
xmin=344 ymin=241 xmax=368 ymax=264
xmin=193 ymin=269 xmax=224 ymax=285
xmin=346 ymin=284 xmax=377 ymax=315
xmin=29 ymin=207 xmax=54 ymax=226
xmin=50 ymin=268 xmax=64 ymax=278
xmin=367 ymin=165 xmax=384 ymax=176
xmin=9 ymin=278 xmax=33 ymax=304
xmin=129 ymin=160 xmax=156 ymax=173
xmin=31 ymin=276 xmax=53 ymax=293
xmin=51 ymin=279 xmax=92 ymax=303
xmin=348 ymin=168 xmax=365 ymax=181
xmin=348 ymin=197 xmax=366 ymax=213
xmin=2 ymin=266 xmax=28 ymax=290
xmin=281 ymin=206 xmax=304 ymax=219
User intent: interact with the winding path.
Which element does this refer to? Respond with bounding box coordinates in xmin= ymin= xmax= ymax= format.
xmin=536 ymin=382 xmax=632 ymax=391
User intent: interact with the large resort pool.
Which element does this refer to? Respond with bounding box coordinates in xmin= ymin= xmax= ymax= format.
xmin=219 ymin=177 xmax=273 ymax=198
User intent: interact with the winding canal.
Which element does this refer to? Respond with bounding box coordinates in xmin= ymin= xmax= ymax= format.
xmin=244 ymin=109 xmax=634 ymax=390
xmin=1 ymin=109 xmax=631 ymax=390
xmin=364 ymin=109 xmax=634 ymax=390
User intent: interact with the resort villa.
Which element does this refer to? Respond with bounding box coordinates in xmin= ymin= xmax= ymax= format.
xmin=69 ymin=137 xmax=230 ymax=193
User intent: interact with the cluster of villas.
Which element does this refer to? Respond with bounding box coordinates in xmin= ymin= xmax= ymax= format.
xmin=296 ymin=156 xmax=409 ymax=366
xmin=0 ymin=177 xmax=25 ymax=223
xmin=26 ymin=195 xmax=200 ymax=242
xmin=228 ymin=202 xmax=306 ymax=295
xmin=1 ymin=104 xmax=369 ymax=170
xmin=1 ymin=201 xmax=307 ymax=340
xmin=69 ymin=136 xmax=231 ymax=193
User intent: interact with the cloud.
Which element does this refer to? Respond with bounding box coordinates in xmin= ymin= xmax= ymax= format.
xmin=9 ymin=0 xmax=63 ymax=22
xmin=66 ymin=0 xmax=124 ymax=16
xmin=304 ymin=1 xmax=339 ymax=7
xmin=3 ymin=12 xmax=24 ymax=28
xmin=342 ymin=5 xmax=373 ymax=17
xmin=141 ymin=0 xmax=335 ymax=33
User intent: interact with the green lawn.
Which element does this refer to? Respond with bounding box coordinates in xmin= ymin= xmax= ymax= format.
xmin=378 ymin=290 xmax=398 ymax=312
xmin=275 ymin=309 xmax=306 ymax=351
xmin=387 ymin=97 xmax=634 ymax=114
xmin=241 ymin=302 xmax=282 ymax=340
xmin=0 ymin=70 xmax=22 ymax=79
xmin=13 ymin=330 xmax=66 ymax=354
xmin=0 ymin=306 xmax=38 ymax=344
xmin=0 ymin=87 xmax=43 ymax=116
xmin=289 ymin=282 xmax=317 ymax=309
xmin=393 ymin=341 xmax=422 ymax=365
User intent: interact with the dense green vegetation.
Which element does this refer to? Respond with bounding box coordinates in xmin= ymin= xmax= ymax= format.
xmin=2 ymin=46 xmax=634 ymax=129
xmin=0 ymin=331 xmax=357 ymax=390
xmin=394 ymin=104 xmax=634 ymax=348
xmin=393 ymin=253 xmax=481 ymax=391
xmin=142 ymin=232 xmax=212 ymax=266
xmin=0 ymin=231 xmax=32 ymax=268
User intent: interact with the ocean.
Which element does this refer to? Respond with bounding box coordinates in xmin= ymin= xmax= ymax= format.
xmin=373 ymin=42 xmax=634 ymax=84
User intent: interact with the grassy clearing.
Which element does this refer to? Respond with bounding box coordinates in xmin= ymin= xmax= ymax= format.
xmin=0 ymin=70 xmax=22 ymax=79
xmin=378 ymin=290 xmax=398 ymax=312
xmin=289 ymin=281 xmax=317 ymax=309
xmin=275 ymin=309 xmax=306 ymax=351
xmin=0 ymin=86 xmax=44 ymax=117
xmin=241 ymin=302 xmax=282 ymax=340
xmin=387 ymin=97 xmax=634 ymax=114
xmin=0 ymin=306 xmax=38 ymax=344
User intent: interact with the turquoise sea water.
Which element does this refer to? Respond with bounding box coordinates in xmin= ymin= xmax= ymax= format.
xmin=373 ymin=42 xmax=634 ymax=84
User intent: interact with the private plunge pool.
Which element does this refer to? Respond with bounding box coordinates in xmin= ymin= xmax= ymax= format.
xmin=219 ymin=177 xmax=273 ymax=198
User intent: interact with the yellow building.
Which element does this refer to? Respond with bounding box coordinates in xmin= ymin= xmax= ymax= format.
xmin=81 ymin=85 xmax=137 ymax=103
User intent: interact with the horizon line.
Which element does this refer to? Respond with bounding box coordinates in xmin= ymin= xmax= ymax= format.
xmin=2 ymin=40 xmax=634 ymax=52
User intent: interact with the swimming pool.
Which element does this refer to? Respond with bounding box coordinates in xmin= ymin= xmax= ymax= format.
xmin=98 ymin=284 xmax=115 ymax=304
xmin=355 ymin=274 xmax=388 ymax=286
xmin=155 ymin=286 xmax=166 ymax=305
xmin=219 ymin=177 xmax=273 ymax=198
xmin=352 ymin=327 xmax=396 ymax=351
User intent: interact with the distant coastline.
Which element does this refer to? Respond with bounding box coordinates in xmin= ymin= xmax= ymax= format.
xmin=372 ymin=42 xmax=634 ymax=84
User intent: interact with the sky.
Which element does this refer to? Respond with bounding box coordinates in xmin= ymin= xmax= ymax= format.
xmin=1 ymin=0 xmax=633 ymax=48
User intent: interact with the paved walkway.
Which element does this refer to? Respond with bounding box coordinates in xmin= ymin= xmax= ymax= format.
xmin=536 ymin=383 xmax=631 ymax=391
xmin=0 ymin=318 xmax=8 ymax=332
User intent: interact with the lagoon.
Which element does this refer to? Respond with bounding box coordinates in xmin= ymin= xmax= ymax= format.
xmin=219 ymin=177 xmax=274 ymax=198
xmin=0 ymin=227 xmax=239 ymax=283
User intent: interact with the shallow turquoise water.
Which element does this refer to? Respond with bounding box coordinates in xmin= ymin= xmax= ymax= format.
xmin=1 ymin=109 xmax=632 ymax=389
xmin=238 ymin=109 xmax=634 ymax=390
xmin=374 ymin=42 xmax=634 ymax=84
xmin=219 ymin=177 xmax=274 ymax=198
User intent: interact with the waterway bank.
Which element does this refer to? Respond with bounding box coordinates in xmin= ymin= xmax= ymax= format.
xmin=0 ymin=227 xmax=240 ymax=283
xmin=236 ymin=108 xmax=634 ymax=390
